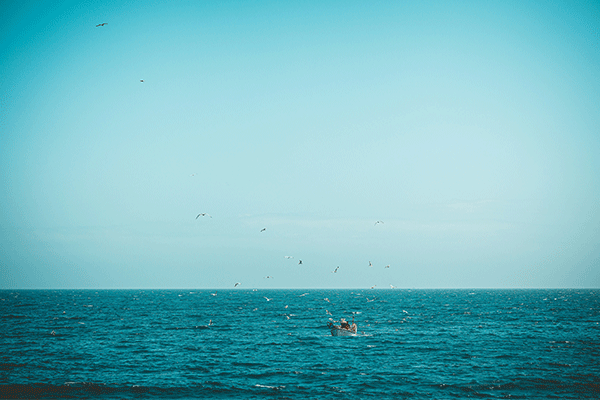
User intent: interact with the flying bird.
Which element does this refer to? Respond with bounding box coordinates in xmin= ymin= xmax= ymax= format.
xmin=140 ymin=80 xmax=144 ymax=82
xmin=390 ymin=284 xmax=396 ymax=289
xmin=385 ymin=265 xmax=390 ymax=269
xmin=375 ymin=220 xmax=384 ymax=225
xmin=332 ymin=266 xmax=339 ymax=273
xmin=196 ymin=213 xmax=212 ymax=219
xmin=260 ymin=228 xmax=266 ymax=232
xmin=234 ymin=282 xmax=240 ymax=287
xmin=264 ymin=296 xmax=271 ymax=301
xmin=284 ymin=256 xmax=293 ymax=259
xmin=298 ymin=260 xmax=303 ymax=265
xmin=264 ymin=276 xmax=273 ymax=279
xmin=96 ymin=23 xmax=107 ymax=27
xmin=369 ymin=261 xmax=372 ymax=267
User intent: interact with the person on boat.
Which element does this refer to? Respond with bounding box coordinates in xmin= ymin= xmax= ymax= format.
xmin=340 ymin=318 xmax=350 ymax=330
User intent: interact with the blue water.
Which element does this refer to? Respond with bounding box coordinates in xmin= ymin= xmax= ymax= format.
xmin=1 ymin=289 xmax=599 ymax=399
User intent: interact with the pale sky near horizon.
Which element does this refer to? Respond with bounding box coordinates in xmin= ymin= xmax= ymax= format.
xmin=1 ymin=0 xmax=599 ymax=289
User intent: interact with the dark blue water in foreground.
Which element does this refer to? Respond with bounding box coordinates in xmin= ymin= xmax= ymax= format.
xmin=1 ymin=289 xmax=599 ymax=399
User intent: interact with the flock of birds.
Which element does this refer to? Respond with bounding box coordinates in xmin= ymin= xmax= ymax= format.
xmin=199 ymin=289 xmax=410 ymax=333
xmin=195 ymin=209 xmax=395 ymax=289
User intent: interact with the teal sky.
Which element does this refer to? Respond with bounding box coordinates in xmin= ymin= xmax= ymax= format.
xmin=1 ymin=0 xmax=599 ymax=289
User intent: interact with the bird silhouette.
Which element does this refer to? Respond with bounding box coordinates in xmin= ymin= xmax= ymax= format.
xmin=196 ymin=213 xmax=212 ymax=219
xmin=96 ymin=23 xmax=107 ymax=27
xmin=260 ymin=228 xmax=266 ymax=232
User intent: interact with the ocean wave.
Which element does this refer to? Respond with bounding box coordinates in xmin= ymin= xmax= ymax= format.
xmin=1 ymin=314 xmax=27 ymax=319
xmin=2 ymin=289 xmax=599 ymax=399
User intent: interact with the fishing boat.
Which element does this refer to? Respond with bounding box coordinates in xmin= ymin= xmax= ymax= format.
xmin=328 ymin=318 xmax=357 ymax=336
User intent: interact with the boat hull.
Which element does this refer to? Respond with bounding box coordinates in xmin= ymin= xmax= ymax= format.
xmin=330 ymin=326 xmax=357 ymax=336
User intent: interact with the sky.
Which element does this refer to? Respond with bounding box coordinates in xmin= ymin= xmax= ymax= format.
xmin=1 ymin=0 xmax=599 ymax=289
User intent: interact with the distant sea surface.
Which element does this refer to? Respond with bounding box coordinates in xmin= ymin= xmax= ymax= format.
xmin=1 ymin=289 xmax=599 ymax=399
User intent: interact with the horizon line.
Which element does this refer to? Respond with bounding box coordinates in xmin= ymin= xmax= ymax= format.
xmin=1 ymin=287 xmax=598 ymax=291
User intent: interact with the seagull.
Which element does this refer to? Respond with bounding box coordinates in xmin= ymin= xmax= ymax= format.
xmin=390 ymin=284 xmax=396 ymax=289
xmin=375 ymin=220 xmax=384 ymax=225
xmin=96 ymin=23 xmax=107 ymax=27
xmin=385 ymin=265 xmax=390 ymax=269
xmin=370 ymin=285 xmax=376 ymax=289
xmin=234 ymin=282 xmax=240 ymax=287
xmin=369 ymin=261 xmax=372 ymax=267
xmin=264 ymin=296 xmax=271 ymax=301
xmin=298 ymin=260 xmax=303 ymax=265
xmin=326 ymin=310 xmax=332 ymax=316
xmin=284 ymin=256 xmax=293 ymax=259
xmin=211 ymin=291 xmax=217 ymax=296
xmin=140 ymin=80 xmax=144 ymax=82
xmin=332 ymin=266 xmax=339 ymax=273
xmin=299 ymin=293 xmax=309 ymax=297
xmin=260 ymin=228 xmax=266 ymax=232
xmin=264 ymin=276 xmax=273 ymax=279
xmin=196 ymin=213 xmax=212 ymax=219
xmin=324 ymin=298 xmax=330 ymax=302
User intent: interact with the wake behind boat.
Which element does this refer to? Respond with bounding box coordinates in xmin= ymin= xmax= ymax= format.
xmin=328 ymin=317 xmax=357 ymax=336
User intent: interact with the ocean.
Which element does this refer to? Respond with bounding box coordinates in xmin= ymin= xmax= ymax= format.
xmin=1 ymin=289 xmax=598 ymax=399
